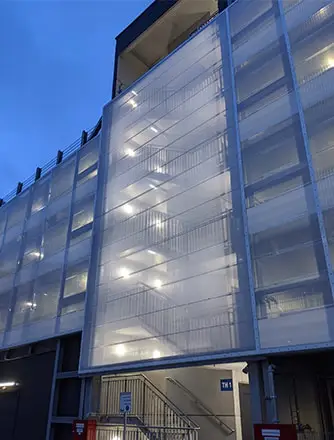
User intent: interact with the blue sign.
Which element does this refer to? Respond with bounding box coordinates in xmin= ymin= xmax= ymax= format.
xmin=220 ymin=379 xmax=233 ymax=391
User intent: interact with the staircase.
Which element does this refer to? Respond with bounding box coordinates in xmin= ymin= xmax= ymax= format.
xmin=95 ymin=374 xmax=199 ymax=440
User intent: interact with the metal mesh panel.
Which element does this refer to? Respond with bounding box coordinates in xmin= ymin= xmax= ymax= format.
xmin=81 ymin=12 xmax=256 ymax=372
xmin=0 ymin=138 xmax=100 ymax=349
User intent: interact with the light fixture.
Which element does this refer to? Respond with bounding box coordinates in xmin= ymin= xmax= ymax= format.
xmin=26 ymin=301 xmax=37 ymax=309
xmin=150 ymin=126 xmax=158 ymax=134
xmin=327 ymin=57 xmax=334 ymax=69
xmin=129 ymin=98 xmax=138 ymax=109
xmin=126 ymin=148 xmax=136 ymax=157
xmin=115 ymin=344 xmax=126 ymax=357
xmin=155 ymin=219 xmax=162 ymax=228
xmin=155 ymin=166 xmax=163 ymax=173
xmin=131 ymin=90 xmax=138 ymax=96
xmin=112 ymin=436 xmax=121 ymax=440
xmin=152 ymin=350 xmax=161 ymax=359
xmin=123 ymin=204 xmax=133 ymax=214
xmin=153 ymin=279 xmax=162 ymax=289
xmin=0 ymin=382 xmax=19 ymax=388
xmin=147 ymin=250 xmax=157 ymax=255
xmin=149 ymin=184 xmax=157 ymax=190
xmin=119 ymin=267 xmax=131 ymax=279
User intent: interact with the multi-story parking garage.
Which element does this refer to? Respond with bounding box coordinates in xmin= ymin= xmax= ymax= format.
xmin=1 ymin=0 xmax=334 ymax=438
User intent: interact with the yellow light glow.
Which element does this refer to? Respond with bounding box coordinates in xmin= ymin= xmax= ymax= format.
xmin=123 ymin=204 xmax=133 ymax=214
xmin=115 ymin=344 xmax=126 ymax=357
xmin=119 ymin=267 xmax=131 ymax=279
xmin=126 ymin=148 xmax=136 ymax=157
xmin=129 ymin=99 xmax=138 ymax=109
xmin=153 ymin=279 xmax=162 ymax=289
xmin=327 ymin=57 xmax=334 ymax=69
xmin=152 ymin=350 xmax=161 ymax=359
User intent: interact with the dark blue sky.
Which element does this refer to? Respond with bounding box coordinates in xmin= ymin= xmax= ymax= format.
xmin=0 ymin=0 xmax=152 ymax=196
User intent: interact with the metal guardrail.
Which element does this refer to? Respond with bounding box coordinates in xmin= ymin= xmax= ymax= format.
xmin=97 ymin=425 xmax=199 ymax=440
xmin=100 ymin=374 xmax=198 ymax=432
xmin=1 ymin=118 xmax=101 ymax=205
xmin=166 ymin=377 xmax=235 ymax=436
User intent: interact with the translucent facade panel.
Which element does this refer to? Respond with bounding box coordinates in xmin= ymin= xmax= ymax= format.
xmin=72 ymin=194 xmax=95 ymax=232
xmin=80 ymin=12 xmax=257 ymax=372
xmin=63 ymin=259 xmax=88 ymax=298
xmin=0 ymin=138 xmax=100 ymax=349
xmin=50 ymin=158 xmax=75 ymax=201
xmin=30 ymin=178 xmax=50 ymax=215
xmin=78 ymin=137 xmax=99 ymax=174
xmin=6 ymin=191 xmax=29 ymax=230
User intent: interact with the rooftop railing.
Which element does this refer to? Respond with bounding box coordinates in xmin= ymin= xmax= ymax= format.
xmin=1 ymin=118 xmax=101 ymax=207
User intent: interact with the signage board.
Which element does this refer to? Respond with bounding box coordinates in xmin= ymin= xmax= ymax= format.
xmin=120 ymin=391 xmax=132 ymax=413
xmin=254 ymin=424 xmax=297 ymax=440
xmin=220 ymin=378 xmax=233 ymax=391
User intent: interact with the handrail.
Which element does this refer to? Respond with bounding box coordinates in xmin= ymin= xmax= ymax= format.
xmin=102 ymin=374 xmax=198 ymax=430
xmin=166 ymin=377 xmax=235 ymax=436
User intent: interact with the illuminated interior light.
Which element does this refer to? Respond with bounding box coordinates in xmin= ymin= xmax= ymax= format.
xmin=327 ymin=57 xmax=334 ymax=69
xmin=155 ymin=219 xmax=162 ymax=228
xmin=123 ymin=204 xmax=133 ymax=214
xmin=150 ymin=126 xmax=158 ymax=133
xmin=147 ymin=250 xmax=157 ymax=255
xmin=153 ymin=279 xmax=162 ymax=289
xmin=155 ymin=166 xmax=163 ymax=173
xmin=152 ymin=350 xmax=161 ymax=359
xmin=115 ymin=344 xmax=126 ymax=357
xmin=0 ymin=382 xmax=18 ymax=388
xmin=126 ymin=148 xmax=136 ymax=157
xmin=119 ymin=267 xmax=131 ymax=279
xmin=112 ymin=436 xmax=121 ymax=440
xmin=131 ymin=90 xmax=138 ymax=96
xmin=129 ymin=98 xmax=138 ymax=109
xmin=149 ymin=184 xmax=157 ymax=190
xmin=31 ymin=251 xmax=41 ymax=258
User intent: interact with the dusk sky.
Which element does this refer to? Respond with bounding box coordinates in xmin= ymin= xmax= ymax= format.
xmin=0 ymin=0 xmax=152 ymax=196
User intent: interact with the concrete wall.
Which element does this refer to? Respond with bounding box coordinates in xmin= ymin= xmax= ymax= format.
xmin=147 ymin=366 xmax=245 ymax=440
xmin=0 ymin=350 xmax=55 ymax=440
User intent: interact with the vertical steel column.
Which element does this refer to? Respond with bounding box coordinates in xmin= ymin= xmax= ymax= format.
xmin=45 ymin=339 xmax=61 ymax=440
xmin=247 ymin=362 xmax=265 ymax=424
xmin=277 ymin=0 xmax=334 ymax=298
xmin=220 ymin=8 xmax=261 ymax=350
xmin=55 ymin=155 xmax=80 ymax=333
xmin=79 ymin=110 xmax=108 ymax=372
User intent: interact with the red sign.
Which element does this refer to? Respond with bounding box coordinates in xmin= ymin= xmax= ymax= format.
xmin=254 ymin=424 xmax=297 ymax=440
xmin=72 ymin=420 xmax=96 ymax=440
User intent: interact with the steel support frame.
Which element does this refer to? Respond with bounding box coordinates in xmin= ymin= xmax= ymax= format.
xmin=277 ymin=0 xmax=334 ymax=299
xmin=221 ymin=9 xmax=261 ymax=350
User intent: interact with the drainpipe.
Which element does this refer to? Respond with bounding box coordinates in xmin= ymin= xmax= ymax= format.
xmin=266 ymin=364 xmax=279 ymax=424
